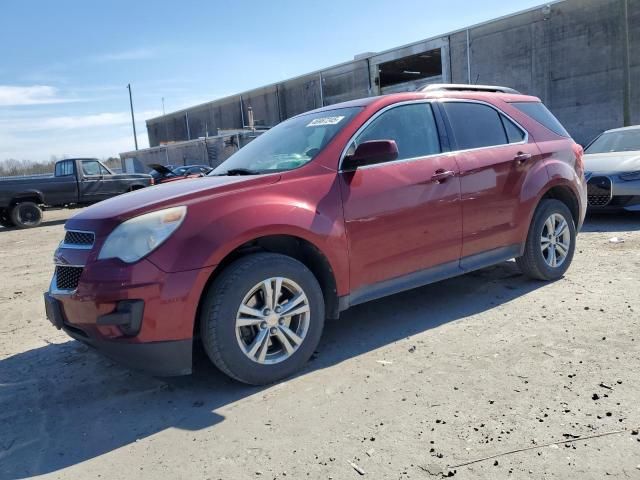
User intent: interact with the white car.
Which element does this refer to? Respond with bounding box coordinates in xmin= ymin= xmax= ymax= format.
xmin=584 ymin=125 xmax=640 ymax=211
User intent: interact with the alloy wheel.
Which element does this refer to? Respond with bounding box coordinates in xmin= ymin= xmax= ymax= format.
xmin=540 ymin=213 xmax=571 ymax=268
xmin=235 ymin=277 xmax=310 ymax=364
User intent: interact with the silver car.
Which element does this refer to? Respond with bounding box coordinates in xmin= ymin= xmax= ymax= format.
xmin=584 ymin=125 xmax=640 ymax=211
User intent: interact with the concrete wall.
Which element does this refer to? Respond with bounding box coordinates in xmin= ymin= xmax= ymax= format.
xmin=277 ymin=73 xmax=323 ymax=118
xmin=145 ymin=0 xmax=639 ymax=148
xmin=241 ymin=85 xmax=280 ymax=127
xmin=322 ymin=60 xmax=371 ymax=105
xmin=449 ymin=0 xmax=637 ymax=144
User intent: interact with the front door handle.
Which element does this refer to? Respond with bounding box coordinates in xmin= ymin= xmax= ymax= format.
xmin=514 ymin=152 xmax=532 ymax=163
xmin=431 ymin=169 xmax=455 ymax=184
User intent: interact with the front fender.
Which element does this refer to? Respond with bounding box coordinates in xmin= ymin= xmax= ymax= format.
xmin=148 ymin=172 xmax=350 ymax=295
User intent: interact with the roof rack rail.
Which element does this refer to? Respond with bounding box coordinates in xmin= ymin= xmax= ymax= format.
xmin=421 ymin=83 xmax=521 ymax=94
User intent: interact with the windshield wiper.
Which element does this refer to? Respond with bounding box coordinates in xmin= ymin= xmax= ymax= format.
xmin=214 ymin=168 xmax=260 ymax=176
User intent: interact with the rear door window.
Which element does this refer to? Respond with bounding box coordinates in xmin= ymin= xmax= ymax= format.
xmin=442 ymin=102 xmax=508 ymax=150
xmin=353 ymin=103 xmax=441 ymax=161
xmin=510 ymin=102 xmax=570 ymax=138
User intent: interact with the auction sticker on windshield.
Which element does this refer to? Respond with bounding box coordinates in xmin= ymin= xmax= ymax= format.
xmin=307 ymin=116 xmax=345 ymax=127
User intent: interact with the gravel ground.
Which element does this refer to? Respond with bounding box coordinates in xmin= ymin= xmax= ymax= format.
xmin=0 ymin=208 xmax=639 ymax=479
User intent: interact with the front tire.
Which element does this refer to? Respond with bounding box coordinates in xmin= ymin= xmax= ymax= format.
xmin=10 ymin=202 xmax=43 ymax=229
xmin=516 ymin=199 xmax=576 ymax=280
xmin=200 ymin=253 xmax=325 ymax=385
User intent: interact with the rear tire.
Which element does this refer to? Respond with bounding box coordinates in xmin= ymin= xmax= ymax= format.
xmin=0 ymin=209 xmax=15 ymax=228
xmin=10 ymin=202 xmax=43 ymax=229
xmin=516 ymin=199 xmax=576 ymax=281
xmin=200 ymin=252 xmax=325 ymax=385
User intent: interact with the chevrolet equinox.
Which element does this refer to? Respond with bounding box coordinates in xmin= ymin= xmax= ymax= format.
xmin=45 ymin=84 xmax=587 ymax=385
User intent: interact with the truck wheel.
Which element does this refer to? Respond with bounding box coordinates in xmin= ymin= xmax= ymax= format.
xmin=0 ymin=209 xmax=15 ymax=228
xmin=200 ymin=252 xmax=325 ymax=385
xmin=516 ymin=199 xmax=576 ymax=281
xmin=10 ymin=202 xmax=43 ymax=229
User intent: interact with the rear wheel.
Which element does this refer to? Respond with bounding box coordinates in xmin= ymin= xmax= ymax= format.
xmin=0 ymin=209 xmax=15 ymax=228
xmin=10 ymin=202 xmax=43 ymax=229
xmin=200 ymin=253 xmax=325 ymax=385
xmin=516 ymin=199 xmax=576 ymax=280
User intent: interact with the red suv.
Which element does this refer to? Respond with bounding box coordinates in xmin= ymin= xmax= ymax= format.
xmin=45 ymin=85 xmax=587 ymax=385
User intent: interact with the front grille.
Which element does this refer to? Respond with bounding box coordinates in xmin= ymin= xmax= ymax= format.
xmin=55 ymin=266 xmax=83 ymax=291
xmin=63 ymin=230 xmax=95 ymax=248
xmin=587 ymin=176 xmax=612 ymax=207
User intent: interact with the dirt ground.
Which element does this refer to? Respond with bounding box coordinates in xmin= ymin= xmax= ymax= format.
xmin=0 ymin=208 xmax=639 ymax=480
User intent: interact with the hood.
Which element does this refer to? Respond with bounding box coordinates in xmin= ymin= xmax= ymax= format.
xmin=148 ymin=163 xmax=173 ymax=174
xmin=66 ymin=174 xmax=280 ymax=232
xmin=584 ymin=151 xmax=640 ymax=174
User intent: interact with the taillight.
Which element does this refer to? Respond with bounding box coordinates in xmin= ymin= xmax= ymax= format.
xmin=150 ymin=178 xmax=155 ymax=185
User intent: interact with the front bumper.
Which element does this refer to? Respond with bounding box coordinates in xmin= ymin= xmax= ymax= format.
xmin=45 ymin=291 xmax=192 ymax=376
xmin=586 ymin=174 xmax=640 ymax=211
xmin=46 ymin=254 xmax=214 ymax=376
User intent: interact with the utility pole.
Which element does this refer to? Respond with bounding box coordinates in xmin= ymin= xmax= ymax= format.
xmin=127 ymin=83 xmax=138 ymax=150
xmin=162 ymin=97 xmax=166 ymax=116
xmin=622 ymin=0 xmax=631 ymax=126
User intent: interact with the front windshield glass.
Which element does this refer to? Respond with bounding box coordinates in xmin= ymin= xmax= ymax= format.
xmin=173 ymin=167 xmax=189 ymax=175
xmin=586 ymin=130 xmax=640 ymax=154
xmin=210 ymin=107 xmax=362 ymax=175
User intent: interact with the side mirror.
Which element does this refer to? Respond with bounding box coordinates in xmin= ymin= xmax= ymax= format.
xmin=342 ymin=140 xmax=399 ymax=171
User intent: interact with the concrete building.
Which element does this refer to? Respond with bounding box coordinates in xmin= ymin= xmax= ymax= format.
xmin=145 ymin=0 xmax=638 ymax=147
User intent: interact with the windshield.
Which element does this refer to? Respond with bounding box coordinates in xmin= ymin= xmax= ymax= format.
xmin=586 ymin=129 xmax=640 ymax=154
xmin=173 ymin=167 xmax=191 ymax=175
xmin=210 ymin=107 xmax=362 ymax=175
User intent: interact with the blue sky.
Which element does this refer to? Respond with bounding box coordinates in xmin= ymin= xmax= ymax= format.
xmin=0 ymin=0 xmax=544 ymax=162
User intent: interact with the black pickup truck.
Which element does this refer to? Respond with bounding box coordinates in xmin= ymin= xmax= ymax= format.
xmin=0 ymin=158 xmax=152 ymax=228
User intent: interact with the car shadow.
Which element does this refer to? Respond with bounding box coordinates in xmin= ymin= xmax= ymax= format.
xmin=0 ymin=261 xmax=549 ymax=478
xmin=0 ymin=218 xmax=67 ymax=233
xmin=582 ymin=211 xmax=640 ymax=233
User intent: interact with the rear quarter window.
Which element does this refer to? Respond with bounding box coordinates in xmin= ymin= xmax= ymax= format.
xmin=501 ymin=115 xmax=526 ymax=143
xmin=54 ymin=161 xmax=74 ymax=177
xmin=511 ymin=102 xmax=570 ymax=138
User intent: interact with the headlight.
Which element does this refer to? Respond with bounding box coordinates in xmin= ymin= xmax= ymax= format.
xmin=98 ymin=206 xmax=187 ymax=263
xmin=619 ymin=171 xmax=640 ymax=181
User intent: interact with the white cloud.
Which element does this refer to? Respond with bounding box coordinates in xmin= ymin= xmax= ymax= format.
xmin=0 ymin=85 xmax=81 ymax=106
xmin=0 ymin=110 xmax=162 ymax=132
xmin=91 ymin=47 xmax=157 ymax=62
xmin=41 ymin=111 xmax=161 ymax=130
xmin=41 ymin=112 xmax=131 ymax=129
xmin=0 ymin=129 xmax=150 ymax=161
xmin=0 ymin=109 xmax=161 ymax=161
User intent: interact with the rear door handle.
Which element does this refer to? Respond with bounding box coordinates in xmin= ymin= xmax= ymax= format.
xmin=431 ymin=169 xmax=455 ymax=183
xmin=514 ymin=152 xmax=532 ymax=163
